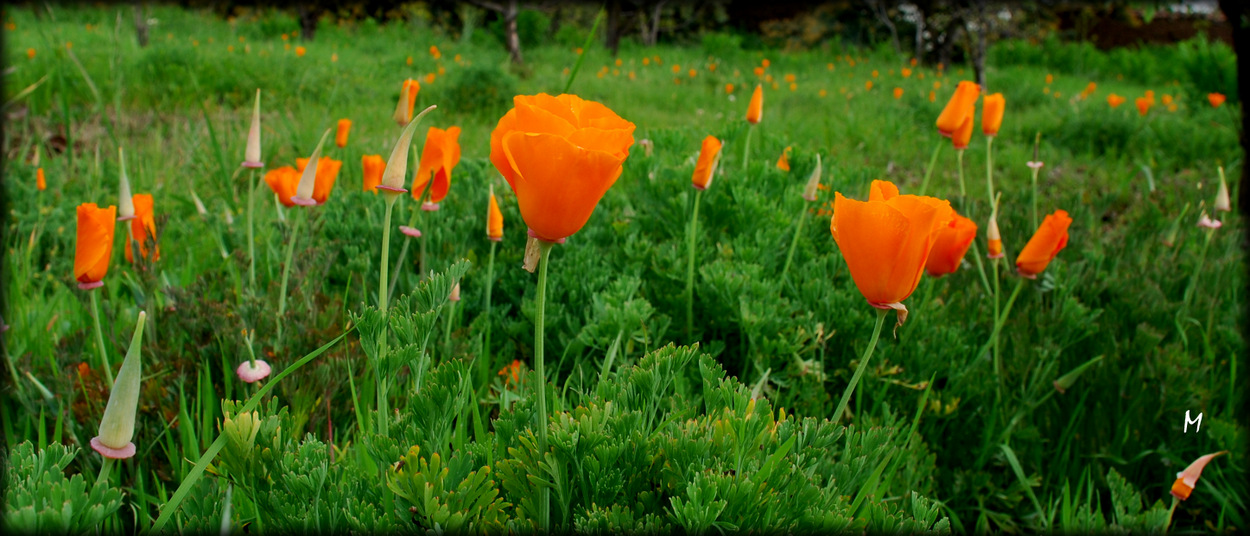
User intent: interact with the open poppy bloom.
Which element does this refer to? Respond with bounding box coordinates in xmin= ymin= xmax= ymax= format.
xmin=830 ymin=180 xmax=953 ymax=323
xmin=335 ymin=118 xmax=352 ymax=148
xmin=1208 ymin=93 xmax=1226 ymax=108
xmin=691 ymin=135 xmax=723 ymax=190
xmin=124 ymin=194 xmax=160 ymax=263
xmin=982 ymin=93 xmax=1004 ymax=136
xmin=362 ymin=155 xmax=385 ymax=192
xmin=430 ymin=45 xmax=441 ymax=59
xmin=936 ymin=81 xmax=980 ymax=137
xmin=952 ymin=108 xmax=975 ymax=150
xmin=264 ymin=166 xmax=301 ymax=207
xmin=296 ymin=156 xmax=343 ymax=205
xmin=412 ymin=126 xmax=462 ymax=209
xmin=1016 ymin=209 xmax=1072 ymax=278
xmin=1107 ymin=94 xmax=1126 ymax=108
xmin=489 ymin=93 xmax=636 ymax=242
xmin=75 ymin=203 xmax=118 ymax=290
xmin=746 ymin=85 xmax=764 ymax=124
xmin=487 ymin=184 xmax=504 ymax=241
xmin=776 ymin=146 xmax=791 ymax=172
xmin=925 ymin=213 xmax=977 ymax=277
xmin=1135 ymin=97 xmax=1152 ymax=116
xmin=1171 ymin=451 xmax=1227 ymax=500
xmin=893 ymin=87 xmax=904 ymax=99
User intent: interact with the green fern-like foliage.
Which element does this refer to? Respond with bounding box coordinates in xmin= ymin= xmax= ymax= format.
xmin=2 ymin=442 xmax=124 ymax=535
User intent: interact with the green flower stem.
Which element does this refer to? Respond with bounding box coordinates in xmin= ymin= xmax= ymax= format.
xmin=533 ymin=240 xmax=555 ymax=531
xmin=93 ymin=457 xmax=115 ymax=492
xmin=443 ymin=299 xmax=454 ymax=359
xmin=685 ymin=189 xmax=704 ymax=340
xmin=388 ymin=206 xmax=421 ymax=298
xmin=974 ymin=277 xmax=1026 ymax=371
xmin=1030 ymin=165 xmax=1041 ymax=231
xmin=742 ymin=124 xmax=754 ymax=172
xmin=89 ymin=290 xmax=115 ymax=388
xmin=780 ymin=201 xmax=810 ymax=285
xmin=1182 ymin=227 xmax=1216 ymax=309
xmin=376 ymin=194 xmax=399 ymax=438
xmin=275 ymin=208 xmax=305 ymax=351
xmin=917 ymin=139 xmax=943 ymax=197
xmin=480 ymin=240 xmax=497 ymax=392
xmin=992 ymin=257 xmax=1002 ymax=404
xmin=956 ymin=149 xmax=967 ymax=198
xmin=246 ymin=167 xmax=259 ymax=292
xmin=985 ymin=136 xmax=996 ymax=207
xmin=832 ymin=309 xmax=888 ymax=424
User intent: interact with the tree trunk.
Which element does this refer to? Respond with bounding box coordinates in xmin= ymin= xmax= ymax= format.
xmin=606 ymin=0 xmax=622 ymax=56
xmin=505 ymin=0 xmax=523 ymax=65
xmin=1219 ymin=0 xmax=1250 ymax=225
xmin=914 ymin=6 xmax=925 ymax=63
xmin=648 ymin=0 xmax=664 ymax=46
xmin=133 ymin=1 xmax=149 ymax=48
xmin=298 ymin=4 xmax=318 ymax=42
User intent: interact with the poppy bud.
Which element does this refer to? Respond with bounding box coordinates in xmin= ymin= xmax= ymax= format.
xmin=449 ymin=283 xmax=461 ymax=302
xmin=291 ymin=128 xmax=333 ymax=206
xmin=487 ymin=184 xmax=504 ymax=241
xmin=36 ymin=167 xmax=46 ymax=191
xmin=335 ymin=118 xmax=351 ymax=148
xmin=117 ymin=148 xmax=136 ymax=221
xmin=746 ymin=85 xmax=764 ymax=124
xmin=1197 ymin=211 xmax=1222 ymax=229
xmin=982 ymin=93 xmax=1004 ymax=136
xmin=91 ymin=311 xmax=146 ymax=459
xmin=1016 ymin=210 xmax=1072 ymax=278
xmin=243 ymin=89 xmax=263 ymax=168
xmin=986 ymin=213 xmax=1004 ymax=259
xmin=802 ymin=154 xmax=822 ymax=202
xmin=1053 ymin=354 xmax=1103 ymax=394
xmin=691 ymin=136 xmax=723 ymax=190
xmin=936 ymin=81 xmax=980 ymax=137
xmin=75 ymin=203 xmax=117 ymax=290
xmin=1214 ymin=166 xmax=1231 ymax=212
xmin=1171 ymin=451 xmax=1227 ymax=500
xmin=362 ymin=155 xmax=386 ymax=193
xmin=379 ymin=105 xmax=438 ymax=196
xmin=776 ymin=146 xmax=791 ymax=171
xmin=952 ymin=109 xmax=975 ymax=150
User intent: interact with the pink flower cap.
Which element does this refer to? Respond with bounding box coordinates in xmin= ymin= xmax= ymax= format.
xmin=399 ymin=226 xmax=422 ymax=238
xmin=241 ymin=161 xmax=265 ymax=169
xmin=1197 ymin=214 xmax=1222 ymax=229
xmin=526 ymin=228 xmax=566 ymax=244
xmin=117 ymin=214 xmax=136 ymax=222
xmin=79 ymin=281 xmax=104 ymax=290
xmin=421 ymin=202 xmax=441 ymax=211
xmin=1026 ymin=161 xmax=1044 ymax=169
xmin=91 ymin=436 xmax=136 ymax=459
xmin=236 ymin=359 xmax=272 ymax=383
xmin=290 ymin=196 xmax=318 ymax=207
xmin=376 ymin=185 xmax=408 ymax=194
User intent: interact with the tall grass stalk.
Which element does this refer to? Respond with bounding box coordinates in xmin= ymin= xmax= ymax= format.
xmin=832 ymin=309 xmax=887 ymax=423
xmin=917 ymin=140 xmax=943 ymax=196
xmin=479 ymin=240 xmax=497 ymax=391
xmin=88 ymin=290 xmax=114 ymax=388
xmin=275 ymin=209 xmax=305 ymax=350
xmin=685 ymin=189 xmax=703 ymax=340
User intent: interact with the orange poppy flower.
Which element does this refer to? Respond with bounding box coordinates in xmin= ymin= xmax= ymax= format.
xmin=36 ymin=168 xmax=46 ymax=190
xmin=830 ymin=180 xmax=953 ymax=315
xmin=75 ymin=203 xmax=117 ymax=289
xmin=865 ymin=80 xmax=873 ymax=91
xmin=487 ymin=184 xmax=504 ymax=241
xmin=1209 ymin=93 xmax=1226 ymax=108
xmin=499 ymin=359 xmax=523 ymax=386
xmin=987 ymin=213 xmax=1003 ymax=259
xmin=776 ymin=146 xmax=791 ymax=172
xmin=725 ymin=83 xmax=734 ymax=94
xmin=295 ymin=46 xmax=306 ymax=57
xmin=264 ymin=166 xmax=301 ymax=207
xmin=335 ymin=119 xmax=351 ymax=148
xmin=761 ymin=59 xmax=770 ymax=68
xmin=952 ymin=108 xmax=975 ymax=150
xmin=929 ymin=91 xmax=936 ymax=102
xmin=1107 ymin=94 xmax=1125 ymax=108
xmin=746 ymin=85 xmax=764 ymax=124
xmin=893 ymin=87 xmax=903 ymax=99
xmin=1045 ymin=74 xmax=1053 ymax=85
xmin=488 ymin=93 xmax=636 ymax=242
xmin=692 ymin=135 xmax=723 ymax=190
xmin=430 ymin=45 xmax=441 ymax=59
xmin=1135 ymin=97 xmax=1151 ymax=116
xmin=412 ymin=126 xmax=462 ymax=208
xmin=1015 ymin=209 xmax=1072 ymax=278
xmin=901 ymin=68 xmax=912 ymax=78
xmin=361 ymin=154 xmax=386 ymax=193
xmin=27 ymin=48 xmax=35 ymax=59
xmin=925 ymin=213 xmax=977 ymax=277
xmin=936 ymin=80 xmax=980 ymax=137
xmin=753 ymin=66 xmax=765 ymax=77
xmin=295 ymin=156 xmax=343 ymax=205
xmin=125 ymin=194 xmax=160 ymax=263
xmin=982 ymin=93 xmax=1004 ymax=136
xmin=394 ymin=79 xmax=421 ymax=126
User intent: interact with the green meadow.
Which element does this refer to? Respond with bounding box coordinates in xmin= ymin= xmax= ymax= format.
xmin=2 ymin=4 xmax=1245 ymax=534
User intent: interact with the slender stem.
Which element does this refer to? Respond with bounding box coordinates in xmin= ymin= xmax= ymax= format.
xmin=832 ymin=309 xmax=888 ymax=424
xmin=1182 ymin=228 xmax=1215 ymax=309
xmin=742 ymin=125 xmax=754 ymax=172
xmin=419 ymin=224 xmax=428 ymax=282
xmin=918 ymin=140 xmax=944 ymax=197
xmin=956 ymin=149 xmax=966 ymax=197
xmin=480 ymin=241 xmax=497 ymax=392
xmin=89 ymin=290 xmax=115 ymax=388
xmin=974 ymin=277 xmax=1026 ymax=365
xmin=968 ymin=241 xmax=993 ymax=295
xmin=985 ymin=136 xmax=996 ymax=207
xmin=443 ymin=300 xmax=454 ymax=360
xmin=533 ymin=240 xmax=555 ymax=531
xmin=275 ymin=209 xmax=305 ymax=351
xmin=1164 ymin=496 xmax=1179 ymax=533
xmin=780 ymin=202 xmax=810 ymax=285
xmin=376 ymin=195 xmax=398 ymax=438
xmin=388 ymin=206 xmax=421 ymax=297
xmin=685 ymin=189 xmax=704 ymax=340
xmin=992 ymin=257 xmax=1002 ymax=404
xmin=1030 ymin=166 xmax=1040 ymax=231
xmin=246 ymin=168 xmax=258 ymax=292
xmin=94 ymin=457 xmax=115 ymax=491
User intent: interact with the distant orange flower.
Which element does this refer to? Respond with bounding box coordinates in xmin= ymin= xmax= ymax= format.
xmin=75 ymin=203 xmax=117 ymax=289
xmin=671 ymin=64 xmax=681 ymax=74
xmin=830 ymin=181 xmax=953 ymax=314
xmin=295 ymin=156 xmax=342 ymax=205
xmin=614 ymin=58 xmax=622 ymax=66
xmin=1161 ymin=94 xmax=1173 ymax=105
xmin=982 ymin=93 xmax=1004 ymax=136
xmin=761 ymin=59 xmax=770 ymax=68
xmin=753 ymin=66 xmax=765 ymax=77
xmin=295 ymin=46 xmax=306 ymax=57
xmin=430 ymin=45 xmax=441 ymax=59
xmin=1107 ymin=94 xmax=1125 ymax=108
xmin=412 ymin=126 xmax=462 ymax=208
xmin=784 ymin=73 xmax=796 ymax=83
xmin=1209 ymin=92 xmax=1226 ymax=107
xmin=871 ymin=69 xmax=879 ymax=78
xmin=910 ymin=58 xmax=917 ymax=66
xmin=1016 ymin=209 xmax=1072 ymax=278
xmin=124 ymin=194 xmax=160 ymax=263
xmin=1045 ymin=73 xmax=1053 ymax=85
xmin=361 ymin=155 xmax=386 ymax=193
xmin=499 ymin=359 xmax=523 ymax=385
xmin=36 ymin=168 xmax=46 ymax=190
xmin=776 ymin=146 xmax=791 ymax=171
xmin=488 ymin=93 xmax=636 ymax=242
xmin=642 ymin=57 xmax=650 ymax=66
xmin=893 ymin=87 xmax=903 ymax=99
xmin=692 ymin=135 xmax=723 ymax=190
xmin=952 ymin=108 xmax=975 ymax=150
xmin=1135 ymin=97 xmax=1151 ymax=116
xmin=936 ymin=81 xmax=980 ymax=137
xmin=865 ymin=80 xmax=873 ymax=91
xmin=26 ymin=48 xmax=35 ymax=59
xmin=925 ymin=213 xmax=977 ymax=277
xmin=901 ymin=68 xmax=912 ymax=78
xmin=407 ymin=55 xmax=413 ymax=65
xmin=725 ymin=83 xmax=734 ymax=94
xmin=424 ymin=73 xmax=436 ymax=84
xmin=487 ymin=184 xmax=504 ymax=241
xmin=335 ymin=118 xmax=351 ymax=148
xmin=929 ymin=91 xmax=936 ymax=102
xmin=746 ymin=85 xmax=764 ymax=124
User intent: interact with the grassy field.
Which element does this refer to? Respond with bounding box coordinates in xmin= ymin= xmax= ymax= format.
xmin=2 ymin=4 xmax=1246 ymax=534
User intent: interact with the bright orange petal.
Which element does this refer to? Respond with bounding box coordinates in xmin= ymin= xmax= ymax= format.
xmin=503 ymin=132 xmax=625 ymax=241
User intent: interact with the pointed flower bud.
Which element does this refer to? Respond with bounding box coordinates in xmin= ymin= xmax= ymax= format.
xmin=1197 ymin=211 xmax=1222 ymax=229
xmin=118 ymin=148 xmax=136 ymax=221
xmin=242 ymin=89 xmax=263 ymax=168
xmin=449 ymin=283 xmax=461 ymax=302
xmin=378 ymin=105 xmax=438 ymax=195
xmin=1214 ymin=166 xmax=1231 ymax=212
xmin=1171 ymin=451 xmax=1227 ymax=500
xmin=336 ymin=118 xmax=352 ymax=148
xmin=1053 ymin=354 xmax=1103 ymax=394
xmin=802 ymin=154 xmax=822 ymax=202
xmin=986 ymin=212 xmax=1004 ymax=259
xmin=291 ymin=128 xmax=333 ymax=206
xmin=191 ymin=189 xmax=208 ymax=216
xmin=91 ymin=311 xmax=146 ymax=459
xmin=487 ymin=183 xmax=504 ymax=241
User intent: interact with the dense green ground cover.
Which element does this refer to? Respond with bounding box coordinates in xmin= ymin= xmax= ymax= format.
xmin=2 ymin=4 xmax=1245 ymax=533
